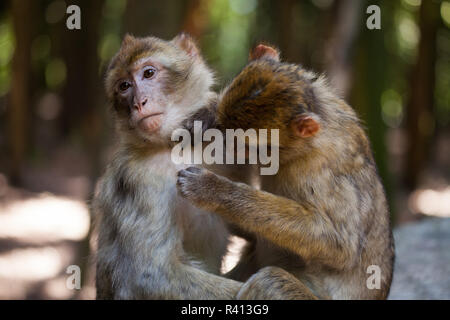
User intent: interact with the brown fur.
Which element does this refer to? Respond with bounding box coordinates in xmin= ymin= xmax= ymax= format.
xmin=177 ymin=45 xmax=395 ymax=299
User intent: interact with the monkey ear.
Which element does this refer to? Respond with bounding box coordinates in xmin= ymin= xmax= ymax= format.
xmin=249 ymin=44 xmax=280 ymax=62
xmin=122 ymin=33 xmax=136 ymax=47
xmin=291 ymin=115 xmax=320 ymax=138
xmin=172 ymin=32 xmax=199 ymax=57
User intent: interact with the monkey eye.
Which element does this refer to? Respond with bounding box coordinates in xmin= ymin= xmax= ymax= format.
xmin=119 ymin=81 xmax=131 ymax=92
xmin=143 ymin=67 xmax=156 ymax=79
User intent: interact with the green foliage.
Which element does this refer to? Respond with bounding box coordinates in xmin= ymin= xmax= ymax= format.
xmin=45 ymin=58 xmax=66 ymax=89
xmin=202 ymin=0 xmax=258 ymax=84
xmin=0 ymin=19 xmax=12 ymax=96
xmin=98 ymin=0 xmax=127 ymax=70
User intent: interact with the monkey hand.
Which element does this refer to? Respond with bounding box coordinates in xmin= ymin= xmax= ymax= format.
xmin=180 ymin=105 xmax=216 ymax=142
xmin=176 ymin=166 xmax=227 ymax=211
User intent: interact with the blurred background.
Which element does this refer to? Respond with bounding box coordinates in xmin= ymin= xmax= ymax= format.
xmin=0 ymin=0 xmax=449 ymax=299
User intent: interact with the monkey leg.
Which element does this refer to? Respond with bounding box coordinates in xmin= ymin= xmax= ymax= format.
xmin=133 ymin=262 xmax=243 ymax=300
xmin=236 ymin=266 xmax=319 ymax=300
xmin=171 ymin=264 xmax=243 ymax=299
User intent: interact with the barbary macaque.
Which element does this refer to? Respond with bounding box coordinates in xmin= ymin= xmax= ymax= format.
xmin=177 ymin=44 xmax=395 ymax=299
xmin=93 ymin=33 xmax=242 ymax=299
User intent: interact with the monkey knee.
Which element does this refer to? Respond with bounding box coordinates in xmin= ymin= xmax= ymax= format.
xmin=236 ymin=266 xmax=292 ymax=300
xmin=236 ymin=278 xmax=267 ymax=300
xmin=237 ymin=266 xmax=318 ymax=300
xmin=248 ymin=266 xmax=295 ymax=283
xmin=257 ymin=266 xmax=292 ymax=277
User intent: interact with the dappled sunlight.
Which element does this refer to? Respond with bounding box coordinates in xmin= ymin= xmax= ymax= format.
xmin=0 ymin=247 xmax=62 ymax=280
xmin=221 ymin=236 xmax=246 ymax=274
xmin=42 ymin=274 xmax=78 ymax=299
xmin=0 ymin=193 xmax=91 ymax=299
xmin=0 ymin=194 xmax=90 ymax=242
xmin=409 ymin=187 xmax=450 ymax=217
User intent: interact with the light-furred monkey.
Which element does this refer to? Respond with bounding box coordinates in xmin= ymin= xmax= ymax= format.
xmin=93 ymin=33 xmax=243 ymax=299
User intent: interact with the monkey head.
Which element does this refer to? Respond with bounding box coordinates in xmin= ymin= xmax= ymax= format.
xmin=105 ymin=33 xmax=215 ymax=148
xmin=217 ymin=44 xmax=323 ymax=160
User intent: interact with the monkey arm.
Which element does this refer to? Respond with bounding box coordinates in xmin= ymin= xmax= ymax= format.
xmin=177 ymin=167 xmax=356 ymax=270
xmin=135 ymin=261 xmax=242 ymax=299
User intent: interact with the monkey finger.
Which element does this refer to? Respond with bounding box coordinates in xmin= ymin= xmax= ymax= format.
xmin=184 ymin=166 xmax=203 ymax=174
xmin=176 ymin=177 xmax=189 ymax=192
xmin=177 ymin=169 xmax=186 ymax=178
xmin=177 ymin=169 xmax=195 ymax=179
xmin=177 ymin=167 xmax=204 ymax=179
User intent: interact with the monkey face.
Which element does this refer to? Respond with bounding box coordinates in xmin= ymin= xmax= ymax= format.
xmin=113 ymin=58 xmax=169 ymax=138
xmin=106 ymin=34 xmax=214 ymax=146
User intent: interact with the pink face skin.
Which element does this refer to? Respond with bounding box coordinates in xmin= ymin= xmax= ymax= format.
xmin=115 ymin=58 xmax=169 ymax=138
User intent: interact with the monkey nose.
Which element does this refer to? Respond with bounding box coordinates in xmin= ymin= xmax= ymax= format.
xmin=134 ymin=98 xmax=148 ymax=111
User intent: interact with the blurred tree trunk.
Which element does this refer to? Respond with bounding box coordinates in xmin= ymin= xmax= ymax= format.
xmin=7 ymin=0 xmax=36 ymax=185
xmin=404 ymin=0 xmax=440 ymax=190
xmin=272 ymin=0 xmax=300 ymax=63
xmin=320 ymin=0 xmax=363 ymax=97
xmin=124 ymin=0 xmax=186 ymax=38
xmin=61 ymin=0 xmax=104 ymax=179
xmin=180 ymin=0 xmax=211 ymax=39
xmin=58 ymin=0 xmax=105 ymax=299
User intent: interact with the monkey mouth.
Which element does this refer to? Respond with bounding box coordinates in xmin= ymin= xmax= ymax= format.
xmin=139 ymin=112 xmax=164 ymax=133
xmin=140 ymin=112 xmax=164 ymax=121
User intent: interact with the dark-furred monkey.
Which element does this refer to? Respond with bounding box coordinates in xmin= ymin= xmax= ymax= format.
xmin=177 ymin=44 xmax=395 ymax=299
